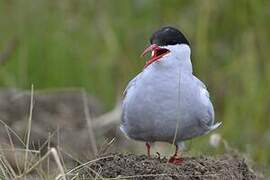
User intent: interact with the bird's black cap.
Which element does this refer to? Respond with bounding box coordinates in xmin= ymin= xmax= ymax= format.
xmin=150 ymin=26 xmax=190 ymax=46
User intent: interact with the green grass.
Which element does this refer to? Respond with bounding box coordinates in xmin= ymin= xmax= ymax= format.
xmin=0 ymin=0 xmax=269 ymax=171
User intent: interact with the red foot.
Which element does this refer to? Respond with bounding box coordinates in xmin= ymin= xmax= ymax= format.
xmin=168 ymin=155 xmax=183 ymax=165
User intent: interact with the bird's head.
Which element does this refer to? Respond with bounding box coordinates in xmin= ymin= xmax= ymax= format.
xmin=141 ymin=26 xmax=190 ymax=68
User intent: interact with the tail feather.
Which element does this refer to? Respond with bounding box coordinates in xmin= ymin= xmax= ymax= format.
xmin=209 ymin=122 xmax=222 ymax=131
xmin=203 ymin=122 xmax=222 ymax=135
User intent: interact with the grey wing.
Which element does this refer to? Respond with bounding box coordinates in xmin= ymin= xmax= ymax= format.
xmin=121 ymin=73 xmax=141 ymax=128
xmin=194 ymin=76 xmax=209 ymax=98
xmin=122 ymin=73 xmax=141 ymax=99
xmin=193 ymin=76 xmax=222 ymax=132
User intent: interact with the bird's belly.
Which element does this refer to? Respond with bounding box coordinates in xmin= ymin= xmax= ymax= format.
xmin=124 ymin=69 xmax=204 ymax=142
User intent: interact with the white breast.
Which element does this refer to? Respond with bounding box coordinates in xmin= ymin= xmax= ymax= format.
xmin=121 ymin=45 xmax=216 ymax=143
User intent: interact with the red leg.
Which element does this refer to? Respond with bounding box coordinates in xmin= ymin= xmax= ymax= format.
xmin=168 ymin=144 xmax=183 ymax=165
xmin=146 ymin=142 xmax=151 ymax=158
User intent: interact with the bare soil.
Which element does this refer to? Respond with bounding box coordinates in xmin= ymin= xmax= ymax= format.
xmin=79 ymin=153 xmax=257 ymax=180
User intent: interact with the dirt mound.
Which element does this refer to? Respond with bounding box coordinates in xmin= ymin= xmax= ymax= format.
xmin=79 ymin=153 xmax=257 ymax=180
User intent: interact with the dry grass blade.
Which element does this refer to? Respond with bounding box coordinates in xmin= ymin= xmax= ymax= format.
xmin=58 ymin=147 xmax=104 ymax=179
xmin=76 ymin=165 xmax=104 ymax=180
xmin=47 ymin=132 xmax=51 ymax=176
xmin=98 ymin=138 xmax=116 ymax=155
xmin=58 ymin=147 xmax=82 ymax=164
xmin=15 ymin=147 xmax=66 ymax=180
xmin=82 ymin=89 xmax=98 ymax=156
xmin=37 ymin=129 xmax=57 ymax=152
xmin=24 ymin=84 xmax=34 ymax=171
xmin=4 ymin=124 xmax=22 ymax=174
xmin=0 ymin=119 xmax=25 ymax=147
xmin=63 ymin=156 xmax=113 ymax=177
xmin=51 ymin=148 xmax=66 ymax=180
xmin=0 ymin=154 xmax=16 ymax=178
xmin=94 ymin=167 xmax=104 ymax=180
xmin=0 ymin=156 xmax=9 ymax=179
xmin=70 ymin=173 xmax=79 ymax=180
xmin=0 ymin=158 xmax=8 ymax=179
xmin=0 ymin=148 xmax=39 ymax=153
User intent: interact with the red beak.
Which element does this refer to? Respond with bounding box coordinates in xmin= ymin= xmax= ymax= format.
xmin=140 ymin=44 xmax=159 ymax=57
xmin=141 ymin=44 xmax=170 ymax=68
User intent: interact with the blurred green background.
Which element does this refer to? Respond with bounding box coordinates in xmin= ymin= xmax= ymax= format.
xmin=0 ymin=0 xmax=269 ymax=170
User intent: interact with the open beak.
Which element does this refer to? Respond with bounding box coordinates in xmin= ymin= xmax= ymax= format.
xmin=141 ymin=44 xmax=170 ymax=68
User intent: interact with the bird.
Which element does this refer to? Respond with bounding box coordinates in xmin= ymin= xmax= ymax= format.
xmin=120 ymin=26 xmax=221 ymax=164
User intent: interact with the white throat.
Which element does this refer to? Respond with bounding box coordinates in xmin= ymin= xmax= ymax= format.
xmin=161 ymin=44 xmax=193 ymax=73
